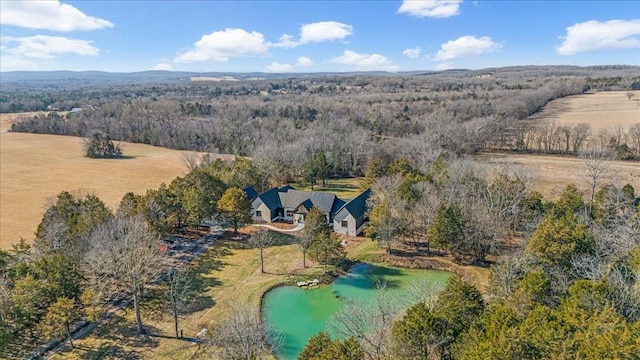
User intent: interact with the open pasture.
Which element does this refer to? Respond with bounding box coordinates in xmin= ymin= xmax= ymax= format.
xmin=482 ymin=90 xmax=640 ymax=198
xmin=480 ymin=153 xmax=640 ymax=199
xmin=0 ymin=131 xmax=194 ymax=249
xmin=527 ymin=90 xmax=640 ymax=130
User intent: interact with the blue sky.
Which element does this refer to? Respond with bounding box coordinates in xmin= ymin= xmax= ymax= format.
xmin=1 ymin=0 xmax=639 ymax=73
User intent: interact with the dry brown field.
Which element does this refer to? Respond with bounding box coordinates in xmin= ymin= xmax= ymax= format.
xmin=479 ymin=153 xmax=640 ymax=199
xmin=0 ymin=131 xmax=196 ymax=250
xmin=481 ymin=90 xmax=640 ymax=198
xmin=526 ymin=90 xmax=640 ymax=130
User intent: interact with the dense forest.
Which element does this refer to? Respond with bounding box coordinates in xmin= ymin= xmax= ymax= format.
xmin=6 ymin=65 xmax=640 ymax=187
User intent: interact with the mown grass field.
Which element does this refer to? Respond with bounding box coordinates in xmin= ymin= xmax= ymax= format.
xmin=294 ymin=177 xmax=366 ymax=198
xmin=0 ymin=130 xmax=193 ymax=250
xmin=525 ymin=90 xmax=640 ymax=130
xmin=479 ymin=153 xmax=640 ymax=199
xmin=480 ymin=90 xmax=640 ymax=199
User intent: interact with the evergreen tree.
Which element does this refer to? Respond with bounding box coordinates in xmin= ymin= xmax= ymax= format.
xmin=84 ymin=133 xmax=122 ymax=158
xmin=525 ymin=213 xmax=594 ymax=268
xmin=218 ymin=187 xmax=252 ymax=233
xmin=38 ymin=297 xmax=78 ymax=348
xmin=308 ymin=233 xmax=345 ymax=273
xmin=392 ymin=301 xmax=447 ymax=360
xmin=298 ymin=207 xmax=330 ymax=267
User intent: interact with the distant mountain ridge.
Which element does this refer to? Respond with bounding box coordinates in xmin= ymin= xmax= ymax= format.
xmin=1 ymin=65 xmax=638 ymax=85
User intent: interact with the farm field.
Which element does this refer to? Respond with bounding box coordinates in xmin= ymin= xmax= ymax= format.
xmin=480 ymin=90 xmax=640 ymax=199
xmin=479 ymin=152 xmax=640 ymax=199
xmin=526 ymin=90 xmax=640 ymax=129
xmin=0 ymin=131 xmax=195 ymax=250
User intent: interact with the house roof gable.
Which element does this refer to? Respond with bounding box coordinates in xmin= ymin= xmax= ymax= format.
xmin=256 ymin=187 xmax=282 ymax=211
xmin=336 ymin=189 xmax=371 ymax=220
xmin=242 ymin=186 xmax=258 ymax=202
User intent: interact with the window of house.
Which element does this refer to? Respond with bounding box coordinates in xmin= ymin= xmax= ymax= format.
xmin=256 ymin=210 xmax=262 ymax=217
xmin=341 ymin=220 xmax=348 ymax=228
xmin=286 ymin=210 xmax=294 ymax=217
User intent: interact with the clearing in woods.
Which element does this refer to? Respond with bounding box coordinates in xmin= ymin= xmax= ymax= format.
xmin=0 ymin=121 xmax=203 ymax=249
xmin=479 ymin=153 xmax=640 ymax=199
xmin=525 ymin=90 xmax=640 ymax=129
xmin=481 ymin=90 xmax=640 ymax=198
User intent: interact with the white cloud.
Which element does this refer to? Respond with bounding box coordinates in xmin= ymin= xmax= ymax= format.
xmin=151 ymin=63 xmax=173 ymax=71
xmin=434 ymin=35 xmax=501 ymax=60
xmin=264 ymin=62 xmax=295 ymax=73
xmin=403 ymin=46 xmax=422 ymax=58
xmin=297 ymin=56 xmax=313 ymax=67
xmin=2 ymin=35 xmax=100 ymax=59
xmin=264 ymin=57 xmax=314 ymax=73
xmin=0 ymin=1 xmax=113 ymax=32
xmin=274 ymin=34 xmax=298 ymax=48
xmin=330 ymin=50 xmax=398 ymax=71
xmin=175 ymin=28 xmax=270 ymax=63
xmin=556 ymin=19 xmax=640 ymax=55
xmin=398 ymin=0 xmax=462 ymax=18
xmin=274 ymin=21 xmax=353 ymax=48
xmin=300 ymin=21 xmax=353 ymax=43
xmin=0 ymin=54 xmax=39 ymax=72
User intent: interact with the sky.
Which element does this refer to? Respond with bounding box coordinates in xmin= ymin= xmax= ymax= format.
xmin=0 ymin=0 xmax=639 ymax=73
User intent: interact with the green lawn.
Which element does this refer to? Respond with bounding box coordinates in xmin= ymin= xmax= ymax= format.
xmin=294 ymin=177 xmax=366 ymax=199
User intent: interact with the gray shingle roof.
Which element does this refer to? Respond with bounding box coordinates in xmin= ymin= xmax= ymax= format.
xmin=279 ymin=190 xmax=337 ymax=214
xmin=252 ymin=185 xmax=368 ymax=219
xmin=337 ymin=189 xmax=371 ymax=219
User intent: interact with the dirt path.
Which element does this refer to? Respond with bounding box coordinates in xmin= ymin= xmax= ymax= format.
xmin=253 ymin=222 xmax=304 ymax=232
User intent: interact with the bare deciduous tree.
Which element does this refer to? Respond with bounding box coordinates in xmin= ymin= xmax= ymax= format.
xmin=249 ymin=229 xmax=274 ymax=274
xmin=84 ymin=215 xmax=165 ymax=335
xmin=181 ymin=151 xmax=202 ymax=171
xmin=209 ymin=305 xmax=282 ymax=360
xmin=580 ymin=150 xmax=611 ymax=217
xmin=165 ymin=267 xmax=194 ymax=338
xmin=628 ymin=123 xmax=640 ymax=158
xmin=330 ymin=283 xmax=399 ymax=360
xmin=626 ymin=91 xmax=635 ymax=101
xmin=571 ymin=123 xmax=591 ymax=154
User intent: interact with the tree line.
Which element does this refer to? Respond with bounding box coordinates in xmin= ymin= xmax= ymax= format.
xmin=8 ymin=68 xmax=640 ymax=184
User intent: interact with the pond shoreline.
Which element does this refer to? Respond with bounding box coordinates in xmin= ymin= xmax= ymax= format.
xmin=261 ymin=261 xmax=454 ymax=359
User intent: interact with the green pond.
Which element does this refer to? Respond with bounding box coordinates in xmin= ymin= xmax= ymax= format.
xmin=263 ymin=263 xmax=453 ymax=359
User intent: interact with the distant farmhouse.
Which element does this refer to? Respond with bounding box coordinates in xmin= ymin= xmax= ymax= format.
xmin=243 ymin=185 xmax=371 ymax=236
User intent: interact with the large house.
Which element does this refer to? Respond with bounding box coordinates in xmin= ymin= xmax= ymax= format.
xmin=243 ymin=185 xmax=371 ymax=236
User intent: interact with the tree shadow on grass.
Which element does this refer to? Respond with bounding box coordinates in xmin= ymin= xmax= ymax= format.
xmin=88 ymin=313 xmax=161 ymax=352
xmin=77 ymin=342 xmax=143 ymax=360
xmin=271 ymin=232 xmax=297 ymax=246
